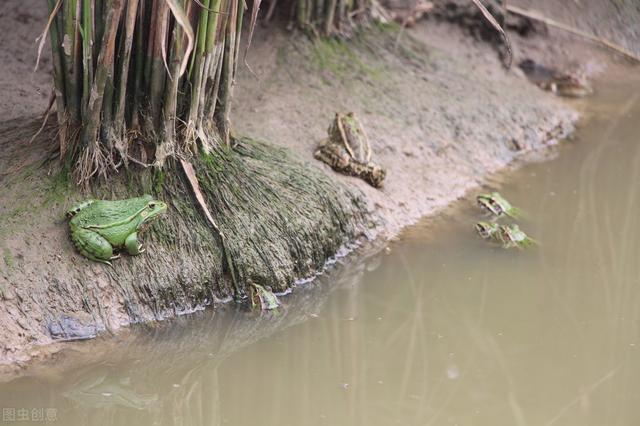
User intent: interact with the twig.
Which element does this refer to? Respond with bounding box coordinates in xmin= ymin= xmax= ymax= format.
xmin=506 ymin=5 xmax=640 ymax=63
xmin=34 ymin=0 xmax=63 ymax=71
xmin=28 ymin=91 xmax=56 ymax=145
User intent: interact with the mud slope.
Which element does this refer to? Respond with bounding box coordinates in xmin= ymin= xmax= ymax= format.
xmin=230 ymin=23 xmax=576 ymax=234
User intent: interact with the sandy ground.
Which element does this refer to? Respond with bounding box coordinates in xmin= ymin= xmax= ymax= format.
xmin=0 ymin=0 xmax=637 ymax=370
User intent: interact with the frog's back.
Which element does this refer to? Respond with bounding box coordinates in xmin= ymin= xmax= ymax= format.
xmin=70 ymin=196 xmax=151 ymax=228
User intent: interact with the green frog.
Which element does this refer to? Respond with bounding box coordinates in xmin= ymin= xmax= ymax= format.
xmin=475 ymin=221 xmax=500 ymax=240
xmin=249 ymin=282 xmax=280 ymax=310
xmin=475 ymin=222 xmax=535 ymax=249
xmin=497 ymin=224 xmax=536 ymax=249
xmin=314 ymin=112 xmax=387 ymax=188
xmin=476 ymin=192 xmax=520 ymax=218
xmin=67 ymin=195 xmax=167 ymax=265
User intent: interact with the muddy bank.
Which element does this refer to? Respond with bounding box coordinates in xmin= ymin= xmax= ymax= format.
xmin=0 ymin=0 xmax=617 ymax=369
xmin=230 ymin=22 xmax=577 ymax=235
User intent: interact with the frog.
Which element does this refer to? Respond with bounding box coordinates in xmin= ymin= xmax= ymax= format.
xmin=475 ymin=222 xmax=535 ymax=249
xmin=314 ymin=112 xmax=387 ymax=188
xmin=475 ymin=221 xmax=501 ymax=240
xmin=518 ymin=59 xmax=592 ymax=98
xmin=67 ymin=195 xmax=167 ymax=265
xmin=496 ymin=224 xmax=536 ymax=249
xmin=476 ymin=192 xmax=520 ymax=218
xmin=249 ymin=282 xmax=280 ymax=310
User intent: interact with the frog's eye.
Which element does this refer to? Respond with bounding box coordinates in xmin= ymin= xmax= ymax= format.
xmin=148 ymin=202 xmax=156 ymax=209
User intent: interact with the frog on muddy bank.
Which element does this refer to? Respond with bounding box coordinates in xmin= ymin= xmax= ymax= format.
xmin=314 ymin=112 xmax=387 ymax=188
xmin=67 ymin=195 xmax=167 ymax=265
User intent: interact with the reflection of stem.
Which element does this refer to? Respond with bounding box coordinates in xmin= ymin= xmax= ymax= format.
xmin=544 ymin=367 xmax=619 ymax=426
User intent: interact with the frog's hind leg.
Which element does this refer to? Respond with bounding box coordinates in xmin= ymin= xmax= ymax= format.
xmin=71 ymin=228 xmax=114 ymax=265
xmin=125 ymin=232 xmax=144 ymax=255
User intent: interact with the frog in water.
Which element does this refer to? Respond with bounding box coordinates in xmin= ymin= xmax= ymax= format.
xmin=475 ymin=221 xmax=500 ymax=240
xmin=497 ymin=224 xmax=536 ymax=249
xmin=476 ymin=192 xmax=520 ymax=218
xmin=67 ymin=195 xmax=167 ymax=265
xmin=519 ymin=59 xmax=592 ymax=98
xmin=249 ymin=282 xmax=280 ymax=310
xmin=475 ymin=221 xmax=535 ymax=249
xmin=314 ymin=112 xmax=387 ymax=188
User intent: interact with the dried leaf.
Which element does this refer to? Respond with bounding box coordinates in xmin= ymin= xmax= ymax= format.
xmin=180 ymin=159 xmax=223 ymax=234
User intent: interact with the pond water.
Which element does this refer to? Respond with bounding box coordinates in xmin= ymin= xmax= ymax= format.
xmin=2 ymin=72 xmax=640 ymax=426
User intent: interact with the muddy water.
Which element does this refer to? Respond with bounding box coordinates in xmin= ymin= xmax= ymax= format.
xmin=2 ymin=75 xmax=640 ymax=425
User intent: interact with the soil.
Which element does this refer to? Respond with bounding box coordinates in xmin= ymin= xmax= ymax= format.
xmin=0 ymin=0 xmax=637 ymax=371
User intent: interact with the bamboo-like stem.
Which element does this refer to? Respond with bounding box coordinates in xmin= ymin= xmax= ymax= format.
xmin=204 ymin=0 xmax=228 ymax=122
xmin=149 ymin=1 xmax=170 ymax=126
xmin=337 ymin=0 xmax=346 ymax=31
xmin=159 ymin=0 xmax=189 ymax=165
xmin=80 ymin=0 xmax=94 ymax=121
xmin=205 ymin=0 xmax=222 ymax=53
xmin=83 ymin=0 xmax=124 ymax=149
xmin=324 ymin=0 xmax=337 ymax=35
xmin=47 ymin=0 xmax=68 ymax=155
xmin=314 ymin=0 xmax=325 ymax=29
xmin=46 ymin=0 xmax=371 ymax=183
xmin=298 ymin=0 xmax=308 ymax=29
xmin=114 ymin=0 xmax=140 ymax=129
xmin=186 ymin=0 xmax=211 ymax=131
xmin=215 ymin=0 xmax=238 ymax=146
xmin=233 ymin=0 xmax=245 ymax=80
xmin=130 ymin=0 xmax=146 ymax=129
xmin=93 ymin=0 xmax=104 ymax=59
xmin=205 ymin=38 xmax=225 ymax=121
xmin=62 ymin=0 xmax=80 ymax=121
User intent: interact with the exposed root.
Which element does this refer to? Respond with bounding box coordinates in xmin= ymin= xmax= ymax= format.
xmin=74 ymin=142 xmax=113 ymax=185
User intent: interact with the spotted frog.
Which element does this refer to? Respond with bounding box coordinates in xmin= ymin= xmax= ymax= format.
xmin=314 ymin=112 xmax=387 ymax=188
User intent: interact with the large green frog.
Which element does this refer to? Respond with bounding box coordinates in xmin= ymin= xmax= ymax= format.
xmin=67 ymin=195 xmax=167 ymax=264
